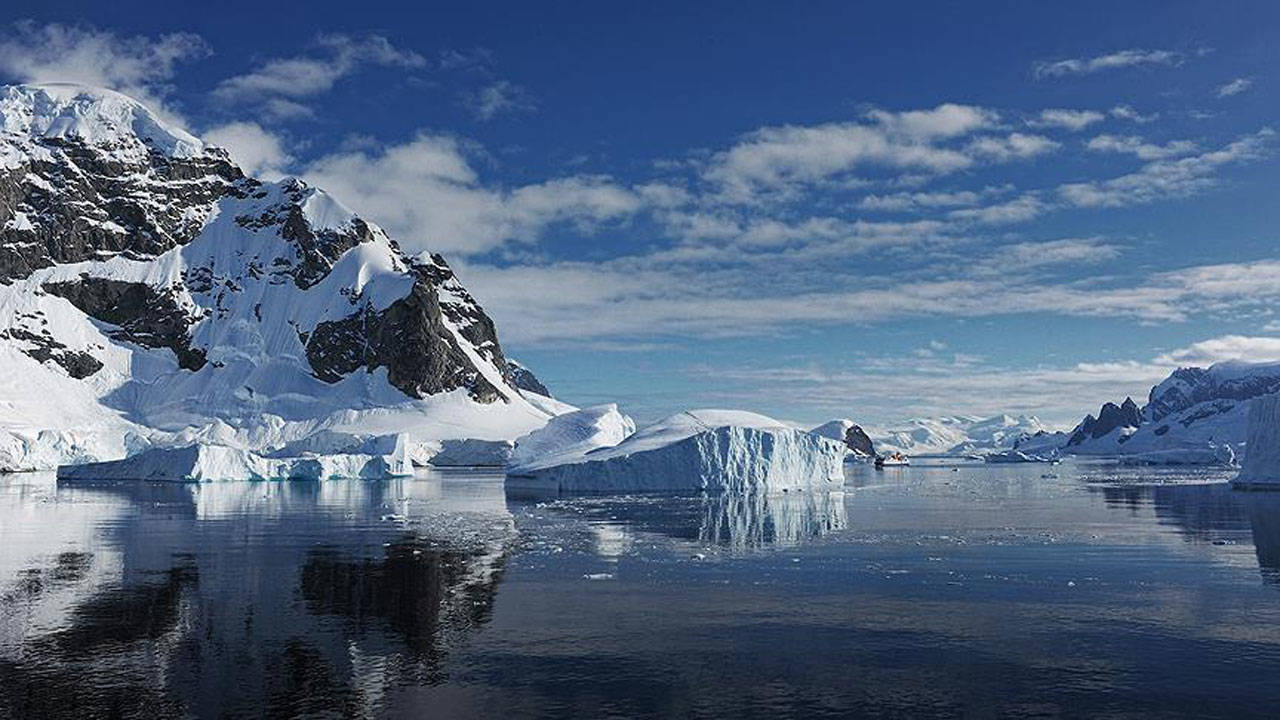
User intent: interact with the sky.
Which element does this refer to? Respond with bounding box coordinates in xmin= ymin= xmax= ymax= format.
xmin=1 ymin=0 xmax=1277 ymax=428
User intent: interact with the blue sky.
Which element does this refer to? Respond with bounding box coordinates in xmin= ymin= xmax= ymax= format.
xmin=2 ymin=1 xmax=1278 ymax=427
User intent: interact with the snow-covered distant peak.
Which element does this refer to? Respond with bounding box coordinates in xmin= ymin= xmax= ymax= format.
xmin=0 ymin=83 xmax=207 ymax=161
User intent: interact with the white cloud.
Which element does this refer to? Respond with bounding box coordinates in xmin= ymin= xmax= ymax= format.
xmin=963 ymin=133 xmax=1059 ymax=162
xmin=1034 ymin=49 xmax=1183 ymax=79
xmin=1154 ymin=335 xmax=1280 ymax=365
xmin=203 ymin=121 xmax=292 ymax=180
xmin=1028 ymin=108 xmax=1105 ymax=131
xmin=702 ymin=104 xmax=999 ymax=202
xmin=970 ymin=238 xmax=1121 ymax=274
xmin=302 ymin=132 xmax=641 ymax=255
xmin=1110 ymin=105 xmax=1159 ymax=124
xmin=1216 ymin=77 xmax=1253 ymax=98
xmin=0 ymin=21 xmax=208 ymax=118
xmin=463 ymin=80 xmax=536 ymax=121
xmin=1084 ymin=134 xmax=1198 ymax=160
xmin=213 ymin=34 xmax=425 ymax=116
xmin=1059 ymin=129 xmax=1273 ymax=207
xmin=949 ymin=193 xmax=1048 ymax=225
xmin=858 ymin=189 xmax=983 ymax=212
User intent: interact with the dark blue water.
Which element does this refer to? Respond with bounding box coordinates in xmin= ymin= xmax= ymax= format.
xmin=3 ymin=460 xmax=1280 ymax=719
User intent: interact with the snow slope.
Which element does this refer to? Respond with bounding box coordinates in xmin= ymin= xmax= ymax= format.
xmin=868 ymin=414 xmax=1048 ymax=456
xmin=0 ymin=83 xmax=566 ymax=473
xmin=508 ymin=409 xmax=846 ymax=493
xmin=509 ymin=404 xmax=636 ymax=473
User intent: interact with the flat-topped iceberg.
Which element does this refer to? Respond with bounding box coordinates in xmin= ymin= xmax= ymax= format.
xmin=507 ymin=409 xmax=845 ymax=493
xmin=57 ymin=441 xmax=413 ymax=482
xmin=1236 ymin=395 xmax=1280 ymax=487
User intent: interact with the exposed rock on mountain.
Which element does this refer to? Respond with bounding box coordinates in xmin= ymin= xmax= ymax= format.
xmin=810 ymin=419 xmax=876 ymax=457
xmin=508 ymin=359 xmax=551 ymax=397
xmin=1061 ymin=361 xmax=1280 ymax=458
xmin=0 ymin=83 xmax=557 ymax=472
xmin=1066 ymin=398 xmax=1142 ymax=447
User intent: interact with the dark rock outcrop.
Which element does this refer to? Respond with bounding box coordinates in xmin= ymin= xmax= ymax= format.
xmin=508 ymin=360 xmax=551 ymax=397
xmin=843 ymin=424 xmax=875 ymax=456
xmin=0 ymin=139 xmax=243 ymax=282
xmin=1067 ymin=397 xmax=1142 ymax=446
xmin=43 ymin=278 xmax=207 ymax=370
xmin=305 ymin=278 xmax=504 ymax=402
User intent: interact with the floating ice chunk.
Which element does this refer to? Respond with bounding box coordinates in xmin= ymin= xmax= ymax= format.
xmin=509 ymin=404 xmax=636 ymax=473
xmin=57 ymin=442 xmax=413 ymax=482
xmin=507 ymin=409 xmax=845 ymax=493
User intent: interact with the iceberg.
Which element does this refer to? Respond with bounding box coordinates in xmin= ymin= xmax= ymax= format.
xmin=1235 ymin=395 xmax=1280 ymax=487
xmin=507 ymin=409 xmax=846 ymax=493
xmin=56 ymin=441 xmax=413 ymax=482
xmin=509 ymin=404 xmax=636 ymax=473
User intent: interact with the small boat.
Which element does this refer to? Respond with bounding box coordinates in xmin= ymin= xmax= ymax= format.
xmin=875 ymin=452 xmax=910 ymax=469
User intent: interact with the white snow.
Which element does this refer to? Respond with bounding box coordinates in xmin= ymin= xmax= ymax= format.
xmin=56 ymin=441 xmax=413 ymax=482
xmin=1 ymin=84 xmax=206 ymax=163
xmin=509 ymin=404 xmax=636 ymax=473
xmin=868 ymin=414 xmax=1048 ymax=456
xmin=1236 ymin=395 xmax=1280 ymax=486
xmin=507 ymin=409 xmax=846 ymax=493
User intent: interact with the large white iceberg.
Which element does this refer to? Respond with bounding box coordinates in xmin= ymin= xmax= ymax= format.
xmin=56 ymin=441 xmax=413 ymax=482
xmin=1236 ymin=395 xmax=1280 ymax=487
xmin=508 ymin=404 xmax=636 ymax=473
xmin=507 ymin=409 xmax=846 ymax=493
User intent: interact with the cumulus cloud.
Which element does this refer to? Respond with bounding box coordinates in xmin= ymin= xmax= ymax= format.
xmin=1033 ymin=48 xmax=1183 ymax=79
xmin=702 ymin=103 xmax=1000 ymax=202
xmin=302 ymin=132 xmax=641 ymax=255
xmin=1216 ymin=77 xmax=1253 ymax=98
xmin=1027 ymin=108 xmax=1105 ymax=131
xmin=1155 ymin=335 xmax=1280 ymax=366
xmin=0 ymin=21 xmax=208 ymax=117
xmin=462 ymin=80 xmax=536 ymax=121
xmin=203 ymin=121 xmax=292 ymax=179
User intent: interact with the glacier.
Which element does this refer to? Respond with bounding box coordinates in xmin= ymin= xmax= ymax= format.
xmin=507 ymin=409 xmax=846 ymax=494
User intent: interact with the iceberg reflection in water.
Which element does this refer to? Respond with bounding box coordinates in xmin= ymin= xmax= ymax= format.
xmin=519 ymin=487 xmax=848 ymax=551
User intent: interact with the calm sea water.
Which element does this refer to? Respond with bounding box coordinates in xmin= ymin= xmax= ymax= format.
xmin=3 ymin=460 xmax=1280 ymax=719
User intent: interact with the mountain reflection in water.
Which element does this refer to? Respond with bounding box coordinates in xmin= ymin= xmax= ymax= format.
xmin=5 ymin=464 xmax=1280 ymax=719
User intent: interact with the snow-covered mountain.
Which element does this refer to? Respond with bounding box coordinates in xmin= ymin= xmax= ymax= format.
xmin=0 ymin=83 xmax=559 ymax=471
xmin=867 ymin=414 xmax=1048 ymax=456
xmin=1065 ymin=360 xmax=1280 ymax=458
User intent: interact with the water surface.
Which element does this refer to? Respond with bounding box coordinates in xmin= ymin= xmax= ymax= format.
xmin=3 ymin=460 xmax=1279 ymax=718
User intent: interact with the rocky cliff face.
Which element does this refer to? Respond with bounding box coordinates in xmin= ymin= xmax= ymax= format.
xmin=0 ymin=83 xmax=549 ymax=470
